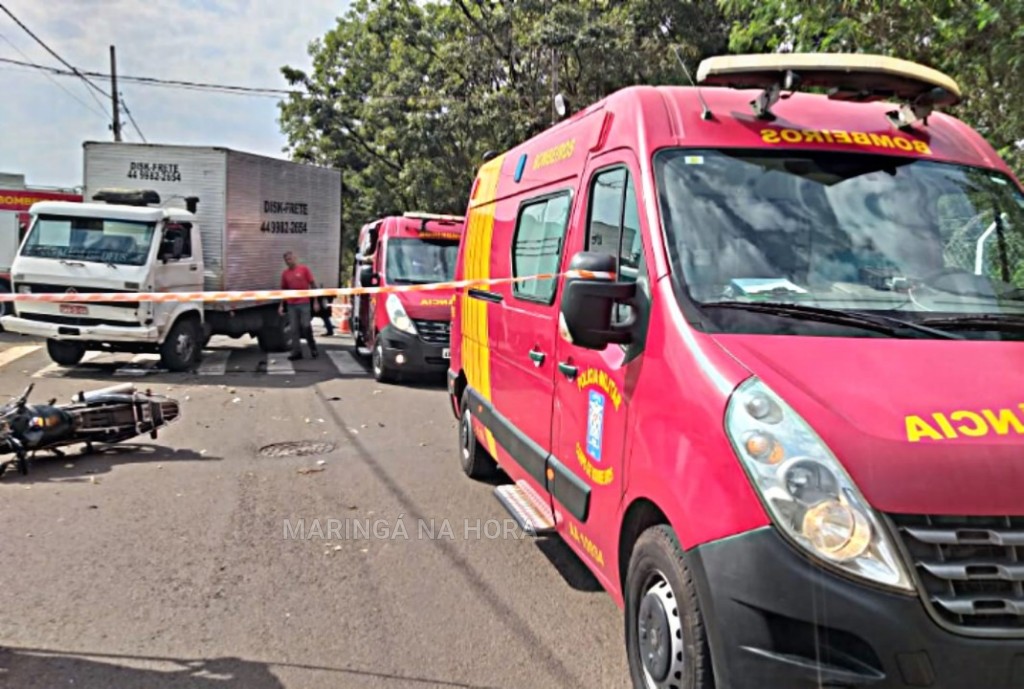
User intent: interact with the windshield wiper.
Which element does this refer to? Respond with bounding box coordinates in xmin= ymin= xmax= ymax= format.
xmin=701 ymin=301 xmax=962 ymax=339
xmin=59 ymin=259 xmax=86 ymax=267
xmin=919 ymin=314 xmax=1024 ymax=333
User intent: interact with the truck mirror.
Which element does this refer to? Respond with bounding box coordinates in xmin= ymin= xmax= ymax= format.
xmin=358 ymin=265 xmax=378 ymax=288
xmin=560 ymin=251 xmax=636 ymax=350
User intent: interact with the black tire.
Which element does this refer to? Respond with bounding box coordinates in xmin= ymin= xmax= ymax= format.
xmin=625 ymin=525 xmax=714 ymax=689
xmin=159 ymin=318 xmax=199 ymax=372
xmin=458 ymin=391 xmax=497 ymax=479
xmin=0 ymin=280 xmax=11 ymax=331
xmin=371 ymin=338 xmax=397 ymax=383
xmin=257 ymin=323 xmax=289 ymax=353
xmin=46 ymin=339 xmax=86 ymax=366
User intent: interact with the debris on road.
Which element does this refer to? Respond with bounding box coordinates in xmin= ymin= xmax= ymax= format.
xmin=297 ymin=466 xmax=325 ymax=475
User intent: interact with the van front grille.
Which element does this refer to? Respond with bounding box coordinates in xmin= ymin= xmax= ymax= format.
xmin=413 ymin=319 xmax=450 ymax=346
xmin=888 ymin=513 xmax=1024 ymax=636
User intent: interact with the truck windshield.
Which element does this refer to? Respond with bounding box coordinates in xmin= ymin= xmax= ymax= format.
xmin=654 ymin=148 xmax=1024 ymax=338
xmin=385 ymin=238 xmax=458 ymax=285
xmin=22 ymin=215 xmax=156 ymax=266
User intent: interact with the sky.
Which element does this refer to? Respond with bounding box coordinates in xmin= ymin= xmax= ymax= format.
xmin=0 ymin=0 xmax=351 ymax=190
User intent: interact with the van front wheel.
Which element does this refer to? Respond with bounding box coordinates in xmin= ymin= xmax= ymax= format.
xmin=160 ymin=319 xmax=199 ymax=372
xmin=625 ymin=525 xmax=713 ymax=689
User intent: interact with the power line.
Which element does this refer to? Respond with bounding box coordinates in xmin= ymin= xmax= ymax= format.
xmin=0 ymin=55 xmax=297 ymax=97
xmin=119 ymin=95 xmax=146 ymax=142
xmin=0 ymin=1 xmax=111 ymax=112
xmin=0 ymin=30 xmax=108 ymax=121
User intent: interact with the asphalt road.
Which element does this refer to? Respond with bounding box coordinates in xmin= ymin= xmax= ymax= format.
xmin=0 ymin=329 xmax=629 ymax=689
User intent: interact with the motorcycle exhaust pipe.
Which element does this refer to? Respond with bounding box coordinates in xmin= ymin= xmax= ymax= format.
xmin=74 ymin=382 xmax=137 ymax=403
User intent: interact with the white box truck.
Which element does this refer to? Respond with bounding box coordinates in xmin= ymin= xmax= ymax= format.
xmin=0 ymin=142 xmax=342 ymax=371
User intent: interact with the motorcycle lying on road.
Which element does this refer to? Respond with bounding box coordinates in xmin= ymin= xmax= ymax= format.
xmin=0 ymin=382 xmax=181 ymax=478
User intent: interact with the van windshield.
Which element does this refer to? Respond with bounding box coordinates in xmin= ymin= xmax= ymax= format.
xmin=385 ymin=238 xmax=459 ymax=285
xmin=22 ymin=215 xmax=156 ymax=267
xmin=654 ymin=149 xmax=1024 ymax=339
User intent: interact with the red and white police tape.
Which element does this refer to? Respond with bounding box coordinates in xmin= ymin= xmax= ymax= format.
xmin=0 ymin=270 xmax=615 ymax=303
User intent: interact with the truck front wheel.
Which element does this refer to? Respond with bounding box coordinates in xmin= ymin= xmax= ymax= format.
xmin=160 ymin=318 xmax=200 ymax=372
xmin=46 ymin=339 xmax=86 ymax=366
xmin=625 ymin=525 xmax=713 ymax=689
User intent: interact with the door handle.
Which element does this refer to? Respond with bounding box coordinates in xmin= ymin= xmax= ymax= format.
xmin=189 ymin=265 xmax=198 ymax=271
xmin=558 ymin=362 xmax=578 ymax=380
xmin=528 ymin=348 xmax=545 ymax=366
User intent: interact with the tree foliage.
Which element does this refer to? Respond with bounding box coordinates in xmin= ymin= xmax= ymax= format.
xmin=277 ymin=0 xmax=731 ymax=276
xmin=719 ymin=0 xmax=1024 ymax=176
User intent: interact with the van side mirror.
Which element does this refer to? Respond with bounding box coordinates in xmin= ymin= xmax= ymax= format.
xmin=560 ymin=251 xmax=637 ymax=350
xmin=358 ymin=265 xmax=378 ymax=288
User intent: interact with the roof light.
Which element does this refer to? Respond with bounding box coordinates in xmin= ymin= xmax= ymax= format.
xmin=695 ymin=53 xmax=961 ymax=129
xmin=402 ymin=212 xmax=464 ymax=223
xmin=91 ymin=188 xmax=161 ymax=206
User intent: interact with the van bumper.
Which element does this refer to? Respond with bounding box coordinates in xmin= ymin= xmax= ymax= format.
xmin=0 ymin=315 xmax=159 ymax=343
xmin=689 ymin=526 xmax=1024 ymax=688
xmin=377 ymin=324 xmax=449 ymax=376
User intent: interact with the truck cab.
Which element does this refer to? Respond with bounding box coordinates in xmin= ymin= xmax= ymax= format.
xmin=350 ymin=212 xmax=464 ymax=383
xmin=2 ymin=189 xmax=206 ymax=371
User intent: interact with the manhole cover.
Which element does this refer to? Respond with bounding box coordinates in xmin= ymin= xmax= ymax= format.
xmin=258 ymin=441 xmax=336 ymax=458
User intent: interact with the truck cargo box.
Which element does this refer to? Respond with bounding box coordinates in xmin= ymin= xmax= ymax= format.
xmin=82 ymin=142 xmax=341 ymax=301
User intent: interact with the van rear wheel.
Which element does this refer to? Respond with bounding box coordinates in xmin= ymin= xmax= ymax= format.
xmin=46 ymin=339 xmax=86 ymax=366
xmin=625 ymin=525 xmax=713 ymax=689
xmin=458 ymin=392 xmax=497 ymax=479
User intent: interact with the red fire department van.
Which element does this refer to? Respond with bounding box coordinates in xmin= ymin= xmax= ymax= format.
xmin=351 ymin=212 xmax=464 ymax=382
xmin=447 ymin=53 xmax=1024 ymax=688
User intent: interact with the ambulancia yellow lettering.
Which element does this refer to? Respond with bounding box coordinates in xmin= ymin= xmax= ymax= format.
xmin=906 ymin=405 xmax=1024 ymax=441
xmin=982 ymin=408 xmax=1024 ymax=436
xmin=906 ymin=415 xmax=943 ymax=442
xmin=949 ymin=410 xmax=987 ymax=437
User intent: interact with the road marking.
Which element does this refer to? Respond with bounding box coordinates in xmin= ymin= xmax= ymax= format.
xmin=265 ymin=356 xmax=294 ymax=375
xmin=197 ymin=350 xmax=231 ymax=376
xmin=327 ymin=350 xmax=367 ymax=376
xmin=32 ymin=350 xmax=104 ymax=378
xmin=0 ymin=344 xmax=40 ymax=369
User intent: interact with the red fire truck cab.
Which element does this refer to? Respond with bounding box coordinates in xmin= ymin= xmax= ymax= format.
xmin=351 ymin=212 xmax=464 ymax=383
xmin=447 ymin=53 xmax=1024 ymax=688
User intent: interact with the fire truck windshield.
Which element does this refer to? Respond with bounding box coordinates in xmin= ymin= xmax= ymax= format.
xmin=654 ymin=148 xmax=1024 ymax=335
xmin=21 ymin=215 xmax=156 ymax=267
xmin=384 ymin=237 xmax=458 ymax=285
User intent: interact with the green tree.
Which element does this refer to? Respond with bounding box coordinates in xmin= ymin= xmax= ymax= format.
xmin=277 ymin=0 xmax=732 ymax=273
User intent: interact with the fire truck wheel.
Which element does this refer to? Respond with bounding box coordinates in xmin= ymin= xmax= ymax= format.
xmin=46 ymin=339 xmax=86 ymax=366
xmin=458 ymin=392 xmax=497 ymax=479
xmin=371 ymin=339 xmax=397 ymax=383
xmin=625 ymin=525 xmax=713 ymax=689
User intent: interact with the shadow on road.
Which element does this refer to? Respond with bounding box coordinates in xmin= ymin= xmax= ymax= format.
xmin=0 ymin=646 xmax=506 ymax=689
xmin=0 ymin=443 xmax=219 ymax=484
xmin=534 ymin=538 xmax=605 ymax=593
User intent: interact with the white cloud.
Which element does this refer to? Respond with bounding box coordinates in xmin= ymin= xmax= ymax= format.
xmin=0 ymin=0 xmax=350 ymax=188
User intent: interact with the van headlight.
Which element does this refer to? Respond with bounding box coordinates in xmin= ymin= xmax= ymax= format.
xmin=385 ymin=294 xmax=416 ymax=335
xmin=725 ymin=377 xmax=913 ymax=591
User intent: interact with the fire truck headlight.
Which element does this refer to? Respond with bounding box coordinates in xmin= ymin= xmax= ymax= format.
xmin=385 ymin=294 xmax=417 ymax=335
xmin=725 ymin=377 xmax=913 ymax=592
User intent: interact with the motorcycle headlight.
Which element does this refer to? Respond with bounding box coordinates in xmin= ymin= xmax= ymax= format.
xmin=725 ymin=377 xmax=913 ymax=591
xmin=385 ymin=294 xmax=416 ymax=335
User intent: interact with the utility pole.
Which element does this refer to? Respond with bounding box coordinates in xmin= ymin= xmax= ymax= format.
xmin=109 ymin=45 xmax=122 ymax=142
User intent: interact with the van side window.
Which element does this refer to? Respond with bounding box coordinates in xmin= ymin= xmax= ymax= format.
xmin=512 ymin=192 xmax=571 ymax=303
xmin=586 ymin=167 xmax=645 ymax=322
xmin=162 ymin=223 xmax=193 ymax=259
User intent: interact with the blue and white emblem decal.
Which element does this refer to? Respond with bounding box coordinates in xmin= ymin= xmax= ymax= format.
xmin=586 ymin=390 xmax=605 ymax=461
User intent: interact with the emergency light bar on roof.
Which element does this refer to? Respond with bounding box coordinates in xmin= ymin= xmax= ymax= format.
xmin=402 ymin=211 xmax=464 ymax=239
xmin=402 ymin=211 xmax=464 ymax=224
xmin=696 ymin=53 xmax=962 ymax=129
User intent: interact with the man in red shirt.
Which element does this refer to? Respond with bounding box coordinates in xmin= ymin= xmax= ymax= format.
xmin=279 ymin=251 xmax=321 ymax=360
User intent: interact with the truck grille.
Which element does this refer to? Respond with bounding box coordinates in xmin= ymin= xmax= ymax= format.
xmin=17 ymin=282 xmax=139 ymax=309
xmin=413 ymin=319 xmax=450 ymax=346
xmin=888 ymin=514 xmax=1024 ymax=636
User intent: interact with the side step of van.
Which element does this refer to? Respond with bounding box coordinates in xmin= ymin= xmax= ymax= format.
xmin=494 ymin=480 xmax=556 ymax=537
